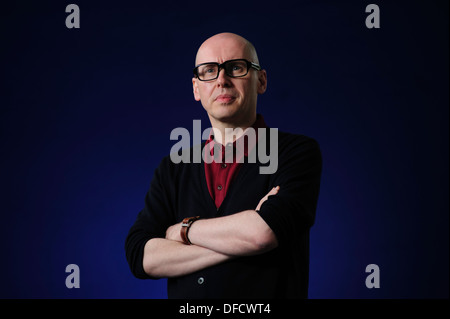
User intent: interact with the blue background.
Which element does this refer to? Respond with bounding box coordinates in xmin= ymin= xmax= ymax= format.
xmin=0 ymin=0 xmax=448 ymax=298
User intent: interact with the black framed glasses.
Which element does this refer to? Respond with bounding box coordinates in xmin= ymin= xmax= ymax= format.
xmin=193 ymin=59 xmax=261 ymax=81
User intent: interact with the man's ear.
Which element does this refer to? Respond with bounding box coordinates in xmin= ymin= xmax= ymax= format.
xmin=257 ymin=69 xmax=267 ymax=94
xmin=192 ymin=78 xmax=201 ymax=101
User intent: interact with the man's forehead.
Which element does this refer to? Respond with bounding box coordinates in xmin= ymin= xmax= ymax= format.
xmin=195 ymin=35 xmax=252 ymax=65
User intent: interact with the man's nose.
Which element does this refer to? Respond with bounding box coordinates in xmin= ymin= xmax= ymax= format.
xmin=216 ymin=68 xmax=232 ymax=87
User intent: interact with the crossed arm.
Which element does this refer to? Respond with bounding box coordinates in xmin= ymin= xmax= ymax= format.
xmin=143 ymin=186 xmax=279 ymax=278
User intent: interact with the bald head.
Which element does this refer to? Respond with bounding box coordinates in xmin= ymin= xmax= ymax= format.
xmin=192 ymin=32 xmax=267 ymax=131
xmin=195 ymin=32 xmax=259 ymax=66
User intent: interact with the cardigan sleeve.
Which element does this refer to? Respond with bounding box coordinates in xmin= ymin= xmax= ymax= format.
xmin=257 ymin=135 xmax=322 ymax=248
xmin=124 ymin=156 xmax=177 ymax=279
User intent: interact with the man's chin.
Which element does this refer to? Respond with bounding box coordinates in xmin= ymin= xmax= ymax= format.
xmin=210 ymin=103 xmax=239 ymax=118
xmin=211 ymin=109 xmax=239 ymax=121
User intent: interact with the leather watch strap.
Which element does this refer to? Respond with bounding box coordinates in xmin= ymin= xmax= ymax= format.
xmin=180 ymin=216 xmax=200 ymax=245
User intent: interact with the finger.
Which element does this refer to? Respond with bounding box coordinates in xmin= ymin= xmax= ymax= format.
xmin=263 ymin=187 xmax=279 ymax=202
xmin=268 ymin=186 xmax=280 ymax=196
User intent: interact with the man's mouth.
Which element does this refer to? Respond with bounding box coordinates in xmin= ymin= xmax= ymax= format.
xmin=215 ymin=94 xmax=236 ymax=103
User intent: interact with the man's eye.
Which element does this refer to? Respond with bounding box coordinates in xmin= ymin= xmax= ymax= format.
xmin=206 ymin=68 xmax=215 ymax=73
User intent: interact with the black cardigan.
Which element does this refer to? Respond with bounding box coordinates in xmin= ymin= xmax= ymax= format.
xmin=125 ymin=130 xmax=322 ymax=298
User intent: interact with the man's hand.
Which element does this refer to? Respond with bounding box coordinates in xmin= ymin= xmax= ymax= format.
xmin=255 ymin=186 xmax=279 ymax=211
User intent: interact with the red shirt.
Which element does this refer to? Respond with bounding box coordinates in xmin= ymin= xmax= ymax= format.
xmin=204 ymin=114 xmax=268 ymax=209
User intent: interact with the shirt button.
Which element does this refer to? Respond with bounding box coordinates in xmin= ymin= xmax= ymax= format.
xmin=221 ymin=163 xmax=227 ymax=168
xmin=198 ymin=277 xmax=204 ymax=285
xmin=217 ymin=185 xmax=223 ymax=191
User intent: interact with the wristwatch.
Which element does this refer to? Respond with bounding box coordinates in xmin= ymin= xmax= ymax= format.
xmin=180 ymin=216 xmax=200 ymax=245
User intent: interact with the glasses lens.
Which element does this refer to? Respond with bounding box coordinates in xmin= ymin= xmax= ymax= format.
xmin=225 ymin=60 xmax=248 ymax=77
xmin=197 ymin=64 xmax=219 ymax=80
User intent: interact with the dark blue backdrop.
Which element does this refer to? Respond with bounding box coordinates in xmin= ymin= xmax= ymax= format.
xmin=1 ymin=0 xmax=448 ymax=299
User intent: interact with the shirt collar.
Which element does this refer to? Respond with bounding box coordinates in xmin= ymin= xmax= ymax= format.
xmin=204 ymin=114 xmax=268 ymax=161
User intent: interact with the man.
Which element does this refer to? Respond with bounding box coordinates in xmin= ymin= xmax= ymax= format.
xmin=125 ymin=32 xmax=322 ymax=298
